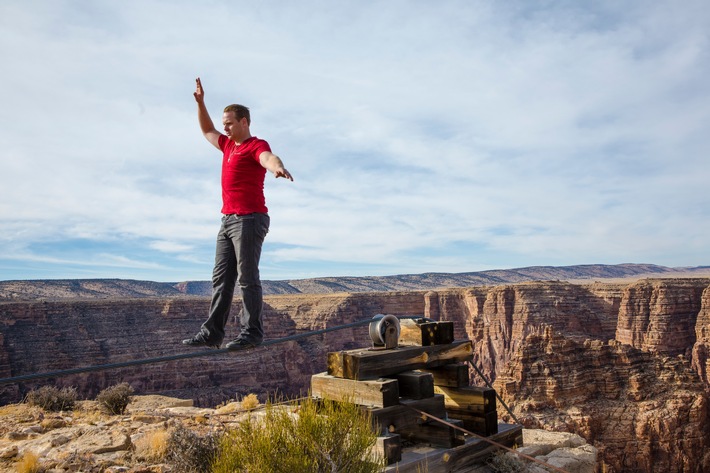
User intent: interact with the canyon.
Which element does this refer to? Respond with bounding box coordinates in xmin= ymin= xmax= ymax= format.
xmin=1 ymin=277 xmax=710 ymax=472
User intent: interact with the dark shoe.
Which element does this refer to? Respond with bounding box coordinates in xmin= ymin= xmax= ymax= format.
xmin=225 ymin=338 xmax=260 ymax=350
xmin=182 ymin=335 xmax=221 ymax=349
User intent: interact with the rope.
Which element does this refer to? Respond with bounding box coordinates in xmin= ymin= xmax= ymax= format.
xmin=0 ymin=317 xmax=376 ymax=386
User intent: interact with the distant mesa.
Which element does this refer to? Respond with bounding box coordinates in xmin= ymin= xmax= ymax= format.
xmin=1 ymin=263 xmax=709 ymax=301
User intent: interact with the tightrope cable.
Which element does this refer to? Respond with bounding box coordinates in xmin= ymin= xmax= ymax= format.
xmin=0 ymin=316 xmax=521 ymax=430
xmin=0 ymin=317 xmax=376 ymax=386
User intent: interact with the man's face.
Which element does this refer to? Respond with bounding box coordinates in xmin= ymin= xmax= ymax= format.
xmin=222 ymin=111 xmax=249 ymax=142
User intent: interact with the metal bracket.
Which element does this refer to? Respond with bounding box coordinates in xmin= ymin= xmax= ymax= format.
xmin=369 ymin=314 xmax=400 ymax=349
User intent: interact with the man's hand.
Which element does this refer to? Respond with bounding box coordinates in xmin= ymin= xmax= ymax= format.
xmin=194 ymin=77 xmax=220 ymax=149
xmin=272 ymin=167 xmax=294 ymax=181
xmin=194 ymin=77 xmax=205 ymax=103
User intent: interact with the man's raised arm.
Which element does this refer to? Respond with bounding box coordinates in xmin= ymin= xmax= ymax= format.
xmin=259 ymin=151 xmax=294 ymax=181
xmin=193 ymin=77 xmax=221 ymax=150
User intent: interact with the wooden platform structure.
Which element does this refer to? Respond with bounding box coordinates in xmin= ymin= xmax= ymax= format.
xmin=312 ymin=318 xmax=523 ymax=472
xmin=383 ymin=423 xmax=523 ymax=473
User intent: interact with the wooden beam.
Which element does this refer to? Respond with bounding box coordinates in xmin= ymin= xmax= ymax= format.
xmin=372 ymin=434 xmax=402 ymax=465
xmin=392 ymin=371 xmax=434 ymax=400
xmin=310 ymin=372 xmax=400 ymax=408
xmin=327 ymin=340 xmax=473 ymax=380
xmin=447 ymin=410 xmax=498 ymax=436
xmin=422 ymin=362 xmax=470 ymax=387
xmin=365 ymin=395 xmax=448 ymax=435
xmin=397 ymin=419 xmax=465 ymax=449
xmin=434 ymin=385 xmax=497 ymax=414
xmin=399 ymin=319 xmax=455 ymax=346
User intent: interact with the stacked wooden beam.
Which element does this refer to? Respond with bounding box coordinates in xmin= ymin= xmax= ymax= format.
xmin=312 ymin=318 xmax=500 ymax=466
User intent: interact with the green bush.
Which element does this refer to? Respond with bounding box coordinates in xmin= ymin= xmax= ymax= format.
xmin=96 ymin=382 xmax=134 ymax=415
xmin=213 ymin=396 xmax=384 ymax=473
xmin=165 ymin=424 xmax=219 ymax=473
xmin=25 ymin=385 xmax=77 ymax=412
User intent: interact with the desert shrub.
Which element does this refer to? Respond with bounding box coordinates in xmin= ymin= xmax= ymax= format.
xmin=487 ymin=450 xmax=528 ymax=472
xmin=96 ymin=382 xmax=134 ymax=415
xmin=213 ymin=396 xmax=384 ymax=473
xmin=25 ymin=385 xmax=77 ymax=412
xmin=165 ymin=424 xmax=219 ymax=473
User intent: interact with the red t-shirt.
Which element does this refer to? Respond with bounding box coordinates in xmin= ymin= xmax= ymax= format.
xmin=218 ymin=134 xmax=271 ymax=215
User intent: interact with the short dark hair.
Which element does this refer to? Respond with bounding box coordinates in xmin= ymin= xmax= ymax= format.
xmin=223 ymin=104 xmax=251 ymax=125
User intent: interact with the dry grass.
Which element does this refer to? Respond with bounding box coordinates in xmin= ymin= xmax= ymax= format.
xmin=240 ymin=393 xmax=260 ymax=410
xmin=0 ymin=404 xmax=28 ymax=416
xmin=134 ymin=428 xmax=170 ymax=461
xmin=215 ymin=393 xmax=260 ymax=415
xmin=15 ymin=451 xmax=40 ymax=473
xmin=72 ymin=406 xmax=105 ymax=425
xmin=215 ymin=401 xmax=241 ymax=415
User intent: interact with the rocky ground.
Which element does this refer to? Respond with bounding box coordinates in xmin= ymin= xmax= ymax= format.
xmin=0 ymin=395 xmax=595 ymax=473
xmin=0 ymin=395 xmax=256 ymax=473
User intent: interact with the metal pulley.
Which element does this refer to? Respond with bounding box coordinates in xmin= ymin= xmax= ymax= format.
xmin=369 ymin=314 xmax=400 ymax=349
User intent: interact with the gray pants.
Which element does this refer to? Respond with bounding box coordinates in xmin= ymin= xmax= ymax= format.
xmin=199 ymin=213 xmax=270 ymax=345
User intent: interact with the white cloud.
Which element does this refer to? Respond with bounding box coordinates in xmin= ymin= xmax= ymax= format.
xmin=1 ymin=0 xmax=709 ymax=280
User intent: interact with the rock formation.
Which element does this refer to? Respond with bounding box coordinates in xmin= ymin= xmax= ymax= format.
xmin=692 ymin=285 xmax=710 ymax=385
xmin=616 ymin=279 xmax=707 ymax=356
xmin=2 ymin=278 xmax=710 ymax=471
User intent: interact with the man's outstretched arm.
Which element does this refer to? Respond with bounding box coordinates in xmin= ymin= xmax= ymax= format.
xmin=259 ymin=151 xmax=294 ymax=181
xmin=194 ymin=77 xmax=221 ymax=150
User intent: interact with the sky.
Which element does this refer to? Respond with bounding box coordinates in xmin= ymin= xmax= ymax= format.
xmin=1 ymin=0 xmax=709 ymax=282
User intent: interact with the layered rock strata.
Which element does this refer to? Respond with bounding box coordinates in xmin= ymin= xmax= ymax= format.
xmin=690 ymin=285 xmax=710 ymax=386
xmin=616 ymin=279 xmax=708 ymax=356
xmin=497 ymin=332 xmax=709 ymax=472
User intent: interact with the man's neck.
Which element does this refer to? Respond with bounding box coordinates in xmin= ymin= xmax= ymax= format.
xmin=232 ymin=133 xmax=252 ymax=145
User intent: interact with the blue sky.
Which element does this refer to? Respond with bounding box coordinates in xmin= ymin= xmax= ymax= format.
xmin=1 ymin=0 xmax=709 ymax=282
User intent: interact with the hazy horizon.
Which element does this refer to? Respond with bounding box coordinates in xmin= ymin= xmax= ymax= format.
xmin=1 ymin=262 xmax=709 ymax=284
xmin=2 ymin=1 xmax=709 ymax=282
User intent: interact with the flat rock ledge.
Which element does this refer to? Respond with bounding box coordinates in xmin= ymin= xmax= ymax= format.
xmin=464 ymin=429 xmax=597 ymax=473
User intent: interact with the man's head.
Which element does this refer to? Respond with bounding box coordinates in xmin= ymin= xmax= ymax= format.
xmin=223 ymin=104 xmax=251 ymax=125
xmin=222 ymin=104 xmax=251 ymax=143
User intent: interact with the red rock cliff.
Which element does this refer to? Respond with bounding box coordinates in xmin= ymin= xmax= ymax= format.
xmin=691 ymin=285 xmax=710 ymax=386
xmin=616 ymin=279 xmax=707 ymax=357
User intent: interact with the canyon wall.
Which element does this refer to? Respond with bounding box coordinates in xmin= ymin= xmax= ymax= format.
xmin=2 ymin=279 xmax=710 ymax=472
xmin=692 ymin=285 xmax=710 ymax=385
xmin=0 ymin=292 xmax=426 ymax=406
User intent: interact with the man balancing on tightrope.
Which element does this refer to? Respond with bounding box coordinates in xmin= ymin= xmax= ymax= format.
xmin=183 ymin=77 xmax=293 ymax=350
